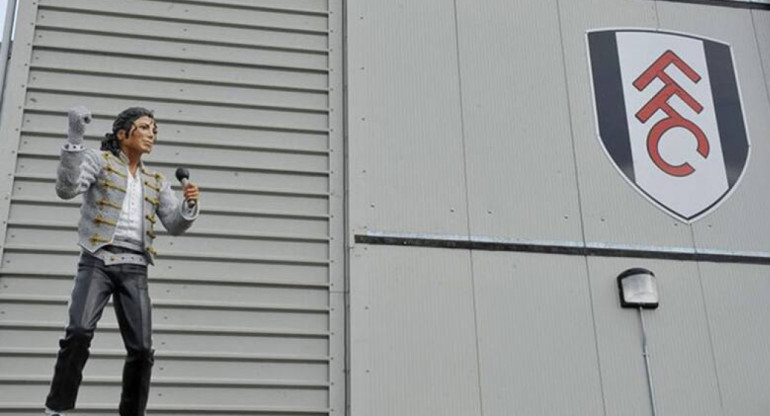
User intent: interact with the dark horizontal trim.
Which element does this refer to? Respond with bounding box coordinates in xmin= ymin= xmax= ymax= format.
xmin=355 ymin=235 xmax=770 ymax=265
xmin=653 ymin=0 xmax=770 ymax=9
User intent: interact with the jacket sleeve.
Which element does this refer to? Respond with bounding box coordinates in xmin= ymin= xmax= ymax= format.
xmin=156 ymin=174 xmax=198 ymax=236
xmin=55 ymin=145 xmax=101 ymax=200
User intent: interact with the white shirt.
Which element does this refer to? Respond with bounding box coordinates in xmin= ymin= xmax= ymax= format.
xmin=113 ymin=167 xmax=144 ymax=248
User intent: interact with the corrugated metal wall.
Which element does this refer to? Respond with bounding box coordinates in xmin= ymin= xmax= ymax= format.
xmin=347 ymin=0 xmax=770 ymax=415
xmin=0 ymin=0 xmax=345 ymax=415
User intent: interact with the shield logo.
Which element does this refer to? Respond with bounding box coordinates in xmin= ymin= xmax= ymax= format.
xmin=587 ymin=29 xmax=750 ymax=223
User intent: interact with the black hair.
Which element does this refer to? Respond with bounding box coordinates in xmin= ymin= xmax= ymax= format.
xmin=101 ymin=107 xmax=155 ymax=156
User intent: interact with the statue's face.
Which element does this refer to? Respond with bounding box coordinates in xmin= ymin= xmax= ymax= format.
xmin=119 ymin=116 xmax=157 ymax=156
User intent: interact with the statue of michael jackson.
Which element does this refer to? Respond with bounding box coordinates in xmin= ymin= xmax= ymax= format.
xmin=44 ymin=106 xmax=200 ymax=416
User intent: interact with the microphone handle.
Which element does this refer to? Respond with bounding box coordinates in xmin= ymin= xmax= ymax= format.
xmin=180 ymin=178 xmax=197 ymax=208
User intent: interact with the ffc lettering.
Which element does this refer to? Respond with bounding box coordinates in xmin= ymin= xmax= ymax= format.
xmin=633 ymin=50 xmax=709 ymax=177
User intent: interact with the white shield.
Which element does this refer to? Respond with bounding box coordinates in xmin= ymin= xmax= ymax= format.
xmin=588 ymin=30 xmax=750 ymax=223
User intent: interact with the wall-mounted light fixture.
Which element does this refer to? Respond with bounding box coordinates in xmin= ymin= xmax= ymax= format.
xmin=617 ymin=267 xmax=659 ymax=416
xmin=617 ymin=267 xmax=659 ymax=309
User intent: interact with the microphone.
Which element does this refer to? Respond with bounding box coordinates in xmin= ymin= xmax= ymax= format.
xmin=175 ymin=167 xmax=197 ymax=208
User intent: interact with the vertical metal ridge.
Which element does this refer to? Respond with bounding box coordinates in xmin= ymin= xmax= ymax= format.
xmin=692 ymin=254 xmax=727 ymax=416
xmin=555 ymin=1 xmax=608 ymax=415
xmin=327 ymin=0 xmax=347 ymax=415
xmin=450 ymin=2 xmax=485 ymax=416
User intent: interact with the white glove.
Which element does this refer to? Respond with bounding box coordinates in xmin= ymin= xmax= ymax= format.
xmin=67 ymin=105 xmax=92 ymax=145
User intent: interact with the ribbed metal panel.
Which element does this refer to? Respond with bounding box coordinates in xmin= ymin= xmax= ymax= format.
xmin=699 ymin=262 xmax=770 ymax=415
xmin=471 ymin=251 xmax=604 ymax=416
xmin=346 ymin=0 xmax=469 ymax=236
xmin=348 ymin=245 xmax=481 ymax=416
xmin=0 ymin=0 xmax=343 ymax=414
xmin=455 ymin=0 xmax=583 ymax=243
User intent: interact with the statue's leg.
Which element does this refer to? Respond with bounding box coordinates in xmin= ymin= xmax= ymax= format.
xmin=46 ymin=253 xmax=114 ymax=412
xmin=112 ymin=263 xmax=153 ymax=416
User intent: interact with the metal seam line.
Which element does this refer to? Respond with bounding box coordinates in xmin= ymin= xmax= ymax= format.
xmin=355 ymin=231 xmax=770 ymax=264
xmin=449 ymin=1 xmax=485 ymax=415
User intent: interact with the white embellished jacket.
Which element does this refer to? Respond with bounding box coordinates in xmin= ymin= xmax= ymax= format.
xmin=55 ymin=146 xmax=197 ymax=264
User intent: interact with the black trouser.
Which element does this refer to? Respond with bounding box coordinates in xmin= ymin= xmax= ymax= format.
xmin=46 ymin=251 xmax=154 ymax=416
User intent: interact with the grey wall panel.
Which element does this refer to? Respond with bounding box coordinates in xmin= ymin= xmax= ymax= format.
xmin=170 ymin=0 xmax=329 ymax=12
xmin=1 ymin=273 xmax=330 ymax=306
xmin=16 ymin=162 xmax=330 ymax=199
xmin=10 ymin=177 xmax=329 ymax=215
xmin=22 ymin=112 xmax=330 ymax=151
xmin=348 ymin=245 xmax=482 ymax=416
xmin=0 ymin=351 xmax=327 ymax=382
xmin=472 ymin=251 xmax=604 ymax=415
xmin=34 ymin=29 xmax=328 ymax=72
xmin=0 ymin=383 xmax=328 ymax=409
xmin=0 ymin=299 xmax=328 ymax=332
xmin=32 ymin=49 xmax=330 ymax=93
xmin=6 ymin=224 xmax=329 ymax=260
xmin=40 ymin=0 xmax=329 ymax=33
xmin=0 ymin=324 xmax=327 ymax=355
xmin=456 ymin=0 xmax=583 ymax=243
xmin=587 ymin=257 xmax=722 ymax=416
xmin=25 ymin=92 xmax=329 ymax=131
xmin=0 ymin=0 xmax=344 ymax=414
xmin=347 ymin=0 xmax=469 ymax=236
xmin=3 ymin=251 xmax=329 ymax=283
xmin=20 ymin=133 xmax=329 ymax=170
xmin=15 ymin=143 xmax=329 ymax=199
xmin=37 ymin=8 xmax=329 ymax=50
xmin=29 ymin=70 xmax=330 ymax=111
xmin=654 ymin=3 xmax=770 ymax=253
xmin=699 ymin=263 xmax=770 ymax=416
xmin=559 ymin=0 xmax=700 ymax=249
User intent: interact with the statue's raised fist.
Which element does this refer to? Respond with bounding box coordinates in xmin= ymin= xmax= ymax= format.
xmin=67 ymin=105 xmax=92 ymax=144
